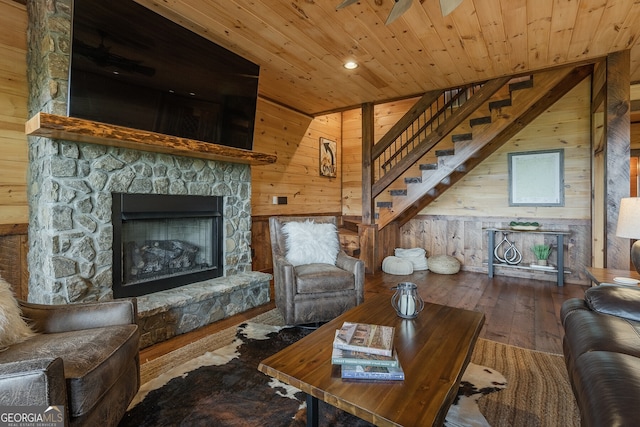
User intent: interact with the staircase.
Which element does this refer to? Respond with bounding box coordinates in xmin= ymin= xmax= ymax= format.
xmin=370 ymin=64 xmax=593 ymax=229
xmin=338 ymin=217 xmax=360 ymax=257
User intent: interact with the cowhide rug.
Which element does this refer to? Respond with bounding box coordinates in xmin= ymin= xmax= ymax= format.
xmin=120 ymin=323 xmax=506 ymax=427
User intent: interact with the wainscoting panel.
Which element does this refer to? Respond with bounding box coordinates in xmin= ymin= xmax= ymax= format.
xmin=0 ymin=224 xmax=29 ymax=300
xmin=400 ymin=215 xmax=590 ymax=285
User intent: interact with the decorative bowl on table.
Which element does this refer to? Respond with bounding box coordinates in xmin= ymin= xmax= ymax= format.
xmin=510 ymin=221 xmax=539 ymax=231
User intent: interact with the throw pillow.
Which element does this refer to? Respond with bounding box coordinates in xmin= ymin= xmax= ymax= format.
xmin=282 ymin=220 xmax=340 ymax=266
xmin=0 ymin=275 xmax=36 ymax=351
xmin=585 ymin=285 xmax=640 ymax=322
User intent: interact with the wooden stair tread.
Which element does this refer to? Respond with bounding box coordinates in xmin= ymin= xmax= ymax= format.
xmin=339 ymin=227 xmax=360 ymax=258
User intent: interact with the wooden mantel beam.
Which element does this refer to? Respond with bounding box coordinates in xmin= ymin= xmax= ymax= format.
xmin=26 ymin=113 xmax=277 ymax=166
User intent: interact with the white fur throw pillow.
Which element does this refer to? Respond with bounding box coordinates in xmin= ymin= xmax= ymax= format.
xmin=282 ymin=220 xmax=340 ymax=266
xmin=0 ymin=275 xmax=36 ymax=350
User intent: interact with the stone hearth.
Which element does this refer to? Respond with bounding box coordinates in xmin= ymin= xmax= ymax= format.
xmin=137 ymin=272 xmax=269 ymax=348
xmin=25 ymin=0 xmax=271 ymax=345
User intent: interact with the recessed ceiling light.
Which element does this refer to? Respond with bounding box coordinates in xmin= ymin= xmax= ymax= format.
xmin=344 ymin=61 xmax=358 ymax=70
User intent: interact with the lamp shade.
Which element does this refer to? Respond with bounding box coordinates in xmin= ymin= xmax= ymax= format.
xmin=616 ymin=198 xmax=640 ymax=239
xmin=617 ymin=197 xmax=640 ymax=275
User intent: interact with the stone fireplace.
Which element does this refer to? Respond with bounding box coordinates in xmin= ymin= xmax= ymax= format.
xmin=25 ymin=0 xmax=271 ymax=347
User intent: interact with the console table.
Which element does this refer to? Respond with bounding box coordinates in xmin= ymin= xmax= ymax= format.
xmin=485 ymin=228 xmax=571 ymax=287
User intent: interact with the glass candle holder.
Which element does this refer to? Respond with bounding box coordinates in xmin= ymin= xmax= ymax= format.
xmin=391 ymin=282 xmax=425 ymax=319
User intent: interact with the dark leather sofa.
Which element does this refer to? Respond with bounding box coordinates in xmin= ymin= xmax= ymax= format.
xmin=0 ymin=299 xmax=140 ymax=426
xmin=561 ymin=285 xmax=640 ymax=427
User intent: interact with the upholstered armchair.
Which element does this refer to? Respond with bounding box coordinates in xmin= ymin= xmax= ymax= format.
xmin=0 ymin=298 xmax=140 ymax=427
xmin=269 ymin=216 xmax=365 ymax=325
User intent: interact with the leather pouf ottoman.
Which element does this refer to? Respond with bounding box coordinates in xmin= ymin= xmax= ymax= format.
xmin=428 ymin=255 xmax=461 ymax=274
xmin=382 ymin=256 xmax=414 ymax=275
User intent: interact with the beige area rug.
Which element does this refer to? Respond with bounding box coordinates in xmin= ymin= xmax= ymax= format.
xmin=139 ymin=309 xmax=284 ymax=384
xmin=139 ymin=309 xmax=579 ymax=426
xmin=471 ymin=339 xmax=580 ymax=426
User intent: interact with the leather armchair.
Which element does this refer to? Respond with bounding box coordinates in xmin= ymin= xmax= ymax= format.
xmin=0 ymin=299 xmax=140 ymax=427
xmin=269 ymin=216 xmax=365 ymax=325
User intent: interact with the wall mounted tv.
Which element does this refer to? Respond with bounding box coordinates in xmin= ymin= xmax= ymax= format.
xmin=69 ymin=0 xmax=259 ymax=150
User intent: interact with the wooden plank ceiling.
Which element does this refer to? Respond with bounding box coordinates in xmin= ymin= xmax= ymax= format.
xmin=132 ymin=1 xmax=640 ymax=116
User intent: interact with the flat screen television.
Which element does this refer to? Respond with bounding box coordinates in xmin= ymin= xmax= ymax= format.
xmin=69 ymin=0 xmax=259 ymax=150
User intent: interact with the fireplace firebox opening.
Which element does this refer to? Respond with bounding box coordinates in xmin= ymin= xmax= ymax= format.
xmin=112 ymin=193 xmax=224 ymax=298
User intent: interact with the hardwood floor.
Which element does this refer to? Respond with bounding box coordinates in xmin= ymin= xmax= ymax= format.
xmin=363 ymin=270 xmax=588 ymax=354
xmin=139 ymin=270 xmax=588 ymax=364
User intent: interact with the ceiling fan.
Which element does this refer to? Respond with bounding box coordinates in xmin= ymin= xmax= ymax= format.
xmin=336 ymin=0 xmax=464 ymax=25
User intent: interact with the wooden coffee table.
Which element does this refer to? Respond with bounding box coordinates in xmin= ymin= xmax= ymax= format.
xmin=258 ymin=292 xmax=485 ymax=427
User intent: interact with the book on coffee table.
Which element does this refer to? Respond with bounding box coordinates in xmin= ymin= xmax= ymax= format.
xmin=340 ymin=362 xmax=405 ymax=381
xmin=331 ymin=347 xmax=400 ymax=368
xmin=333 ymin=322 xmax=395 ymax=357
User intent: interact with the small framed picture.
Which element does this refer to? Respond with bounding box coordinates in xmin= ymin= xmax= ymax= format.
xmin=319 ymin=137 xmax=337 ymax=178
xmin=508 ymin=149 xmax=564 ymax=206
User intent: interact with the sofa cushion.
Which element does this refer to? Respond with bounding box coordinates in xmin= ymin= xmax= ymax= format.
xmin=0 ymin=324 xmax=139 ymax=417
xmin=585 ymin=285 xmax=640 ymax=322
xmin=72 ymin=357 xmax=139 ymax=427
xmin=294 ymin=263 xmax=354 ymax=293
xmin=572 ymin=351 xmax=640 ymax=427
xmin=560 ymin=297 xmax=588 ymax=325
xmin=562 ymin=307 xmax=640 ymax=359
xmin=0 ymin=276 xmax=36 ymax=351
xmin=282 ymin=220 xmax=340 ymax=266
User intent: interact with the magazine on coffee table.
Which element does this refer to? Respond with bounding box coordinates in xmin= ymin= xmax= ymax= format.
xmin=331 ymin=347 xmax=399 ymax=368
xmin=333 ymin=322 xmax=395 ymax=357
xmin=340 ymin=362 xmax=405 ymax=380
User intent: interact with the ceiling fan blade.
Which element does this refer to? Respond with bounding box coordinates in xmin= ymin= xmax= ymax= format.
xmin=439 ymin=0 xmax=463 ymax=16
xmin=385 ymin=0 xmax=413 ymax=25
xmin=336 ymin=0 xmax=359 ymax=10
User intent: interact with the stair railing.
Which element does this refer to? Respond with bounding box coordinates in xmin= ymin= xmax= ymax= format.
xmin=373 ymin=83 xmax=483 ymax=183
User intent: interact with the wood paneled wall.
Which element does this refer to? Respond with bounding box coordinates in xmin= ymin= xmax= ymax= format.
xmin=0 ymin=224 xmax=28 ymax=299
xmin=400 ymin=216 xmax=589 ymax=285
xmin=0 ymin=0 xmax=28 ymax=226
xmin=341 ymin=108 xmax=363 ymax=216
xmin=251 ymin=98 xmax=342 ymax=216
xmin=631 ymin=123 xmax=640 ymax=148
xmin=0 ymin=1 xmax=28 ymax=295
xmin=632 ymin=155 xmax=639 ymax=197
xmin=342 ymin=80 xmax=591 ymax=220
xmin=340 ymin=78 xmax=592 ymax=282
xmin=603 ymin=51 xmax=631 ymax=270
xmin=342 ymin=98 xmax=420 ymax=216
xmin=388 ymin=79 xmax=591 ymax=284
xmin=250 ymin=98 xmax=343 ymax=271
xmin=416 ymin=80 xmax=592 ymax=219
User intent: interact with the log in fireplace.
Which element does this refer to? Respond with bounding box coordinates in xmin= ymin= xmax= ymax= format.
xmin=112 ymin=193 xmax=223 ymax=298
